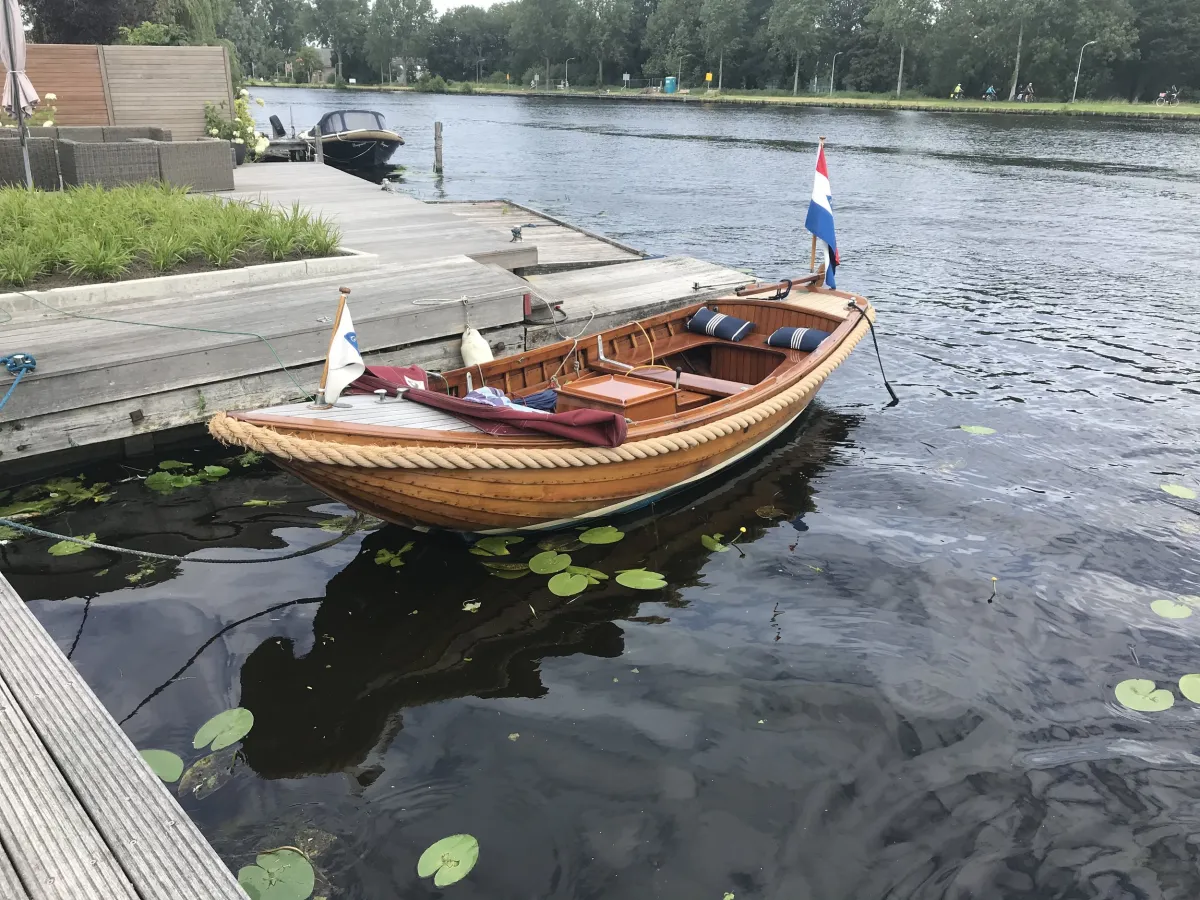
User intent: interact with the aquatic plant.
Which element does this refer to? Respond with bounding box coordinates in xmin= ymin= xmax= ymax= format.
xmin=238 ymin=848 xmax=316 ymax=900
xmin=47 ymin=533 xmax=96 ymax=556
xmin=139 ymin=749 xmax=184 ymax=783
xmin=417 ymin=834 xmax=479 ymax=887
xmin=193 ymin=707 xmax=255 ymax=751
xmin=1161 ymin=483 xmax=1197 ymax=500
xmin=374 ymin=542 xmax=414 ymax=567
xmin=615 ymin=569 xmax=667 ymax=590
xmin=144 ymin=460 xmax=230 ymax=494
xmin=578 ymin=525 xmax=624 ymax=544
xmin=1114 ymin=678 xmax=1174 ymax=712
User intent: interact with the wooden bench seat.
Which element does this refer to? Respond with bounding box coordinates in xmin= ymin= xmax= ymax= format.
xmin=626 ymin=368 xmax=751 ymax=398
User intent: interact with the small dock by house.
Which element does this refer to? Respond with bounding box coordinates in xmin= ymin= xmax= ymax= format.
xmin=0 ymin=164 xmax=754 ymax=475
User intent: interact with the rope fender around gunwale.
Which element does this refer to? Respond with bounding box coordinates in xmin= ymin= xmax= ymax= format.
xmin=208 ymin=307 xmax=874 ymax=471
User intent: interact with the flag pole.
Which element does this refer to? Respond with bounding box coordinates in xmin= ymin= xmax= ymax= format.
xmin=2 ymin=0 xmax=33 ymax=189
xmin=809 ymin=136 xmax=825 ymax=273
xmin=314 ymin=286 xmax=351 ymax=408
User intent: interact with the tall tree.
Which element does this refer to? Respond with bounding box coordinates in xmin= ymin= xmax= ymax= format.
xmin=27 ymin=0 xmax=156 ymax=43
xmin=509 ymin=0 xmax=570 ymax=87
xmin=865 ymin=0 xmax=931 ymax=95
xmin=768 ymin=0 xmax=825 ymax=94
xmin=642 ymin=0 xmax=702 ymax=79
xmin=305 ymin=0 xmax=368 ymax=80
xmin=365 ymin=0 xmax=404 ymax=80
xmin=570 ymin=0 xmax=635 ymax=84
xmin=699 ymin=0 xmax=748 ymax=88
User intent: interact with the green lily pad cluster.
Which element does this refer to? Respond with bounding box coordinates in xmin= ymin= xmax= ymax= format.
xmin=1150 ymin=595 xmax=1200 ymax=620
xmin=375 ymin=541 xmax=414 ymax=567
xmin=1115 ymin=675 xmax=1200 ymax=712
xmin=144 ymin=460 xmax=230 ymax=494
xmin=0 ymin=475 xmax=113 ymax=531
xmin=471 ymin=527 xmax=667 ymax=598
xmin=139 ymin=706 xmax=255 ymax=802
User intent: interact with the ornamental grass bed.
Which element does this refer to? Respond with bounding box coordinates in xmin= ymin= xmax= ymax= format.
xmin=0 ymin=183 xmax=342 ymax=291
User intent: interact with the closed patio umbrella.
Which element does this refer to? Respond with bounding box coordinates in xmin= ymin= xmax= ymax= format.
xmin=1 ymin=0 xmax=38 ymax=188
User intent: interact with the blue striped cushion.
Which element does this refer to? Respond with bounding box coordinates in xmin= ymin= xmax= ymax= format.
xmin=686 ymin=306 xmax=754 ymax=342
xmin=766 ymin=326 xmax=832 ymax=352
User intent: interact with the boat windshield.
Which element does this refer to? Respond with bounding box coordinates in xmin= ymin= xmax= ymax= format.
xmin=319 ymin=111 xmax=386 ymax=134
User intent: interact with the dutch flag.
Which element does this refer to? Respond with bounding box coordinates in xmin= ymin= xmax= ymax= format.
xmin=804 ymin=142 xmax=840 ymax=289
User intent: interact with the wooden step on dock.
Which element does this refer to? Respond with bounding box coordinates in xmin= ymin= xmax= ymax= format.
xmin=0 ymin=573 xmax=247 ymax=899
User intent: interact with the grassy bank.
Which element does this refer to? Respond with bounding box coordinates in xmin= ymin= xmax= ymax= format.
xmin=0 ymin=184 xmax=342 ymax=291
xmin=247 ymin=78 xmax=1200 ymax=119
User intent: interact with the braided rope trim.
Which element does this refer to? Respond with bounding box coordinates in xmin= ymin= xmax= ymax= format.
xmin=209 ymin=309 xmax=872 ymax=471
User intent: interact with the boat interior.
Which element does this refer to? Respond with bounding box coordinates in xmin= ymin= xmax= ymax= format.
xmin=433 ymin=297 xmax=849 ymax=425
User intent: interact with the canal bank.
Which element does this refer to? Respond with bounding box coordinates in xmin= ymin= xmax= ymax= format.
xmin=246 ymin=79 xmax=1200 ymax=120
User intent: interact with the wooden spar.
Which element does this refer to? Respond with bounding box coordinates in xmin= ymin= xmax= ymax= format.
xmin=809 ymin=135 xmax=827 ymax=273
xmin=315 ymin=286 xmax=351 ymax=407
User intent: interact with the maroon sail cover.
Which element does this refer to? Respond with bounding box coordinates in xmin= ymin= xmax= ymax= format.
xmin=349 ymin=367 xmax=627 ymax=448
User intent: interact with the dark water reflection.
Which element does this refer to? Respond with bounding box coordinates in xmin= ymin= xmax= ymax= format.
xmin=4 ymin=95 xmax=1200 ymax=898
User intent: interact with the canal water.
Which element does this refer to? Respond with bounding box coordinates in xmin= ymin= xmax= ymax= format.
xmin=5 ymin=93 xmax=1200 ymax=898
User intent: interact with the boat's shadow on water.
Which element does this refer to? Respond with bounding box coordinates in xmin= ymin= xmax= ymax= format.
xmin=224 ymin=404 xmax=862 ymax=779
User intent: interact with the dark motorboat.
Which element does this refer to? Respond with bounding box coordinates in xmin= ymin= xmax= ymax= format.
xmin=304 ymin=110 xmax=403 ymax=168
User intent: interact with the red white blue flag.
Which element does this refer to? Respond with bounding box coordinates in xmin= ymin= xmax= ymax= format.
xmin=804 ymin=143 xmax=840 ymax=288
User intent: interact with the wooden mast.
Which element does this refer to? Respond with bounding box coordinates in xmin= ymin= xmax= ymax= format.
xmin=314 ymin=286 xmax=351 ymax=407
xmin=809 ymin=135 xmax=825 ymax=273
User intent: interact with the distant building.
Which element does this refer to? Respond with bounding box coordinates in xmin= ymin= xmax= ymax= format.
xmin=312 ymin=48 xmax=335 ymax=83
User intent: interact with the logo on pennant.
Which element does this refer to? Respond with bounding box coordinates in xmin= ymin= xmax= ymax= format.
xmin=344 ymin=331 xmax=359 ymax=350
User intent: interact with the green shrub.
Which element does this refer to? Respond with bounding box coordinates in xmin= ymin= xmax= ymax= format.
xmin=415 ymin=74 xmax=449 ymax=93
xmin=0 ymin=243 xmax=46 ymax=286
xmin=65 ymin=233 xmax=135 ymax=280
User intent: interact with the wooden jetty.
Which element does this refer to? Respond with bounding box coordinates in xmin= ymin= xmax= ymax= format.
xmin=0 ymin=572 xmax=247 ymax=899
xmin=0 ymin=164 xmax=754 ymax=474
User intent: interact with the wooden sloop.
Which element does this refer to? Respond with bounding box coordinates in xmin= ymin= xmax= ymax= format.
xmin=0 ymin=574 xmax=247 ymax=900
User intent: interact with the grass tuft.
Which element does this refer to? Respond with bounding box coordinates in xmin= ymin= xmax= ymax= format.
xmin=0 ymin=183 xmax=342 ymax=289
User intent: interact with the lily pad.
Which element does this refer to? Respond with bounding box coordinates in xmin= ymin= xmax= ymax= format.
xmin=417 ymin=834 xmax=480 ymax=888
xmin=578 ymin=525 xmax=625 ymax=545
xmin=374 ymin=542 xmax=414 ymax=567
xmin=959 ymin=425 xmax=996 ymax=435
xmin=139 ymin=749 xmax=184 ymax=783
xmin=481 ymin=560 xmax=529 ymax=571
xmin=0 ymin=525 xmax=21 ymax=541
xmin=529 ymin=551 xmax=571 ymax=574
xmin=145 ymin=471 xmax=184 ymax=493
xmin=1151 ymin=598 xmax=1194 ymax=619
xmin=469 ymin=535 xmax=524 ymax=557
xmin=178 ymin=746 xmax=238 ymax=800
xmin=158 ymin=460 xmax=190 ymax=471
xmin=488 ymin=569 xmax=528 ymax=580
xmin=47 ymin=533 xmax=96 ymax=556
xmin=203 ymin=465 xmax=230 ymax=478
xmin=755 ymin=506 xmax=786 ymax=519
xmin=1161 ymin=484 xmax=1197 ymax=501
xmin=1179 ymin=674 xmax=1200 ymax=704
xmin=238 ymin=848 xmax=315 ymax=900
xmin=548 ymin=571 xmax=589 ymax=596
xmin=193 ymin=706 xmax=254 ymax=751
xmin=566 ymin=565 xmax=608 ymax=584
xmin=537 ymin=534 xmax=584 ymax=552
xmin=701 ymin=533 xmax=729 ymax=552
xmin=463 ymin=601 xmax=481 ymax=612
xmin=615 ymin=569 xmax=667 ymax=590
xmin=1114 ymin=678 xmax=1174 ymax=712
xmin=243 ymin=499 xmax=285 ymax=507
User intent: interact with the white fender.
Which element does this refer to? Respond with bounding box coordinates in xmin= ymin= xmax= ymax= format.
xmin=460 ymin=327 xmax=494 ymax=368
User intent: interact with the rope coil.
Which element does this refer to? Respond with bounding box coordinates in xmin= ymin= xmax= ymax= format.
xmin=0 ymin=353 xmax=36 ymax=414
xmin=208 ymin=308 xmax=874 ymax=471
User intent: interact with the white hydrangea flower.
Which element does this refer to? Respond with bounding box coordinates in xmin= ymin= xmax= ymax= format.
xmin=255 ymin=97 xmax=265 ymax=107
xmin=41 ymin=120 xmax=54 ymax=127
xmin=45 ymin=92 xmax=57 ymax=101
xmin=233 ymin=137 xmax=245 ymax=144
xmin=209 ymin=128 xmax=220 ymax=136
xmin=255 ymin=136 xmax=270 ymax=154
xmin=239 ymin=88 xmax=249 ymax=97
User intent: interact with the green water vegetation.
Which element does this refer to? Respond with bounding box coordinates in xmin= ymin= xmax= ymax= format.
xmin=470 ymin=535 xmax=525 ymax=556
xmin=615 ymin=568 xmax=669 ymax=590
xmin=1161 ymin=483 xmax=1197 ymax=500
xmin=145 ymin=460 xmax=232 ymax=494
xmin=1151 ymin=596 xmax=1200 ymax=619
xmin=179 ymin=746 xmax=241 ymax=800
xmin=47 ymin=533 xmax=97 ymax=556
xmin=1114 ymin=678 xmax=1174 ymax=712
xmin=238 ymin=848 xmax=317 ymax=900
xmin=0 ymin=475 xmax=112 ymax=523
xmin=194 ymin=706 xmax=256 ymax=751
xmin=959 ymin=425 xmax=997 ymax=435
xmin=0 ymin=186 xmax=341 ymax=291
xmin=374 ymin=542 xmax=414 ymax=566
xmin=140 ymin=749 xmax=186 ymax=783
xmin=417 ymin=834 xmax=480 ymax=888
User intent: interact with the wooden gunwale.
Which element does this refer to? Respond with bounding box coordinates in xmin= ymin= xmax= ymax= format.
xmin=232 ymin=293 xmax=863 ymax=448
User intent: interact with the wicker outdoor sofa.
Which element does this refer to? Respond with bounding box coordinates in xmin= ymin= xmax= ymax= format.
xmin=0 ymin=126 xmax=235 ymax=192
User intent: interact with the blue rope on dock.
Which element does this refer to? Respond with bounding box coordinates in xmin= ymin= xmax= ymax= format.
xmin=0 ymin=353 xmax=36 ymax=414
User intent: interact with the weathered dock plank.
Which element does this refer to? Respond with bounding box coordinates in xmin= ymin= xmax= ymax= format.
xmin=0 ymin=573 xmax=248 ymax=900
xmin=433 ymin=200 xmax=642 ymax=268
xmin=525 ymin=255 xmax=755 ymax=347
xmin=228 ymin=165 xmax=538 ymax=270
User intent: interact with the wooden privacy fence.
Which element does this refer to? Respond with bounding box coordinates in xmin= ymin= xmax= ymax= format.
xmin=19 ymin=44 xmax=234 ymax=140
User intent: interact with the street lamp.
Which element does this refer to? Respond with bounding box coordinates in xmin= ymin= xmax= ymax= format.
xmin=829 ymin=51 xmax=843 ymax=95
xmin=475 ymin=57 xmax=485 ymax=83
xmin=678 ymin=52 xmax=690 ymax=86
xmin=565 ymin=57 xmax=575 ymax=89
xmin=1072 ymin=40 xmax=1097 ymax=103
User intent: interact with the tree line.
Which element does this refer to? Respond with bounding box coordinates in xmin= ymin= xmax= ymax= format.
xmin=25 ymin=0 xmax=1200 ymax=100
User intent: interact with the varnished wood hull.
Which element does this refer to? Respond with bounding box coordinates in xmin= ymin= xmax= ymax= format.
xmin=275 ymin=386 xmax=818 ymax=532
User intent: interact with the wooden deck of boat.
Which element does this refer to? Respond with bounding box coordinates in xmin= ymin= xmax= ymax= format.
xmin=0 ymin=573 xmax=247 ymax=899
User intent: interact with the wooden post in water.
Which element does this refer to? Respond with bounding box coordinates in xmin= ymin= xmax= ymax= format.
xmin=314 ymin=286 xmax=351 ymax=407
xmin=314 ymin=126 xmax=324 ymax=165
xmin=809 ymin=135 xmax=826 ymax=273
xmin=434 ymin=121 xmax=443 ymax=174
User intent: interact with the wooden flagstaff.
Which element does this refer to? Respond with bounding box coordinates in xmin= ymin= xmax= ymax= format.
xmin=314 ymin=286 xmax=351 ymax=407
xmin=809 ymin=135 xmax=826 ymax=273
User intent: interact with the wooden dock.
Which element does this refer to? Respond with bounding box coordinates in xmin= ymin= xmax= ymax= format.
xmin=0 ymin=573 xmax=247 ymax=899
xmin=0 ymin=164 xmax=755 ymax=473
